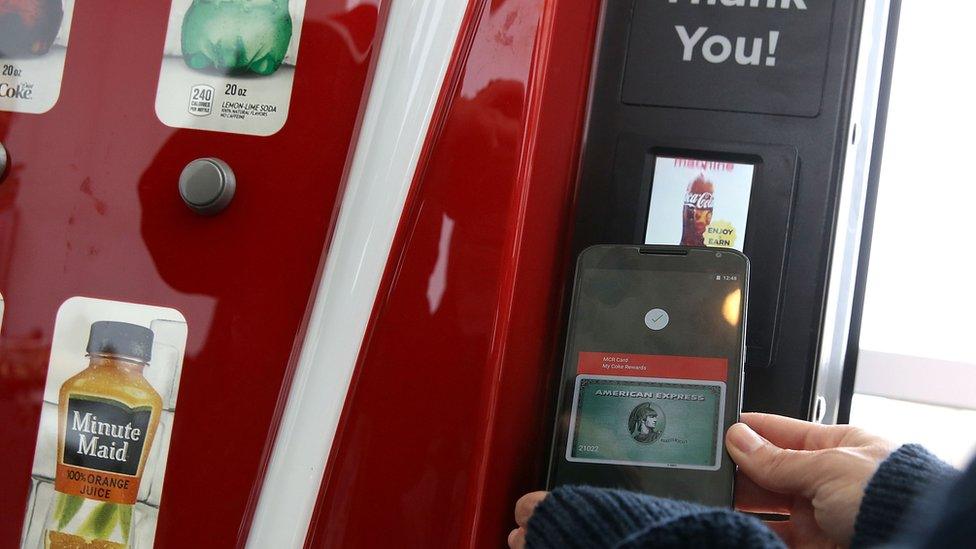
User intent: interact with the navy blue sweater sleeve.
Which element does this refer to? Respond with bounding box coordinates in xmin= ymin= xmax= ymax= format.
xmin=853 ymin=444 xmax=958 ymax=548
xmin=526 ymin=445 xmax=965 ymax=549
xmin=915 ymin=454 xmax=976 ymax=549
xmin=525 ymin=486 xmax=784 ymax=549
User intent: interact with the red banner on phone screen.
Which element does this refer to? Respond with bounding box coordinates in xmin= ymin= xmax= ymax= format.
xmin=577 ymin=351 xmax=727 ymax=382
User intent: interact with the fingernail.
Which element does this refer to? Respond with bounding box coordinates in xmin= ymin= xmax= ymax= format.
xmin=728 ymin=423 xmax=765 ymax=453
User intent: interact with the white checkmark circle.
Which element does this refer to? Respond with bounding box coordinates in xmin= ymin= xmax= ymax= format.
xmin=644 ymin=308 xmax=669 ymax=331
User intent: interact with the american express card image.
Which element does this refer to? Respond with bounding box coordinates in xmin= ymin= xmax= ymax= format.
xmin=567 ymin=375 xmax=725 ymax=471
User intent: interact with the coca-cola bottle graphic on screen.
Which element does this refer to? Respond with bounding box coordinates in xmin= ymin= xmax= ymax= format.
xmin=0 ymin=0 xmax=64 ymax=57
xmin=681 ymin=175 xmax=714 ymax=247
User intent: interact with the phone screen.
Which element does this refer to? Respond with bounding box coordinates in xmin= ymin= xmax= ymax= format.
xmin=548 ymin=246 xmax=747 ymax=507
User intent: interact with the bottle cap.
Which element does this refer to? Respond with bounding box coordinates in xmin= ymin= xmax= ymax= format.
xmin=86 ymin=321 xmax=154 ymax=364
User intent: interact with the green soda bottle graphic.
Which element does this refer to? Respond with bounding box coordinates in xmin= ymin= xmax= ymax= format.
xmin=181 ymin=0 xmax=293 ymax=76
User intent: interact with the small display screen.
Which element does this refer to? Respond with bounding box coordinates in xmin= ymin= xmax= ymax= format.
xmin=644 ymin=156 xmax=755 ymax=251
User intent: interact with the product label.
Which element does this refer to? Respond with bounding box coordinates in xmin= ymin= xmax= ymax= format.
xmin=22 ymin=298 xmax=189 ymax=547
xmin=0 ymin=0 xmax=75 ymax=114
xmin=154 ymin=0 xmax=307 ymax=136
xmin=55 ymin=395 xmax=152 ymax=505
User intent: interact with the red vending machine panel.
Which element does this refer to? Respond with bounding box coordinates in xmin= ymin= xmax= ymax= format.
xmin=306 ymin=0 xmax=602 ymax=546
xmin=0 ymin=1 xmax=385 ymax=547
xmin=2 ymin=0 xmax=617 ymax=546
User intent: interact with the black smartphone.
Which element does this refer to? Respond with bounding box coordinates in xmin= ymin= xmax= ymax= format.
xmin=547 ymin=245 xmax=748 ymax=507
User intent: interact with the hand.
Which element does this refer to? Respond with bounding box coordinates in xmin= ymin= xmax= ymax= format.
xmin=726 ymin=413 xmax=894 ymax=548
xmin=508 ymin=491 xmax=547 ymax=549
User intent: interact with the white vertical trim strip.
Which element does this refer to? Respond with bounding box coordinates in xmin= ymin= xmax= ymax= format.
xmin=245 ymin=1 xmax=469 ymax=547
xmin=814 ymin=0 xmax=891 ymax=424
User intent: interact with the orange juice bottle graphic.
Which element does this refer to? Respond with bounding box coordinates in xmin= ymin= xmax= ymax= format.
xmin=44 ymin=321 xmax=162 ymax=548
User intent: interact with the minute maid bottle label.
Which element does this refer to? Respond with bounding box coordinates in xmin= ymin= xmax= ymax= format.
xmin=55 ymin=395 xmax=152 ymax=504
xmin=155 ymin=0 xmax=307 ymax=136
xmin=0 ymin=0 xmax=75 ymax=114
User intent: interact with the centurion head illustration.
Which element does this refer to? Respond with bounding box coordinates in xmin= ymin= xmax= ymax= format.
xmin=628 ymin=402 xmax=665 ymax=444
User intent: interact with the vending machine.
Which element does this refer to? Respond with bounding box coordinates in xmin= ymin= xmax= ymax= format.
xmin=0 ymin=0 xmax=899 ymax=547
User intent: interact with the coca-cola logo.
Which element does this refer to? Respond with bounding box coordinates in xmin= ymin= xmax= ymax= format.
xmin=684 ymin=192 xmax=714 ymax=209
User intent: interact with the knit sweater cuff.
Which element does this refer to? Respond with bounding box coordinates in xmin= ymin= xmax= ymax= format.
xmin=525 ymin=486 xmax=782 ymax=549
xmin=524 ymin=486 xmax=692 ymax=549
xmin=853 ymin=444 xmax=956 ymax=548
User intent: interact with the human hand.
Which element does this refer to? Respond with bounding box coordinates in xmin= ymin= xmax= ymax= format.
xmin=508 ymin=491 xmax=547 ymax=549
xmin=726 ymin=413 xmax=894 ymax=548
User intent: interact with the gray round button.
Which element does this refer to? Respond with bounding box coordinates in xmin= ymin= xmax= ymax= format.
xmin=179 ymin=157 xmax=236 ymax=215
xmin=0 ymin=142 xmax=9 ymax=182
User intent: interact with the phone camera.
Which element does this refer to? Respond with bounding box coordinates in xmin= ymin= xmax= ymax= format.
xmin=716 ymin=252 xmax=723 ymax=258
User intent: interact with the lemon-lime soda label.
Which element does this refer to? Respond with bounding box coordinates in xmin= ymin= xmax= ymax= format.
xmin=155 ymin=0 xmax=307 ymax=136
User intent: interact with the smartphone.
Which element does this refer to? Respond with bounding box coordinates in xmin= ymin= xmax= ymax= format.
xmin=547 ymin=245 xmax=748 ymax=507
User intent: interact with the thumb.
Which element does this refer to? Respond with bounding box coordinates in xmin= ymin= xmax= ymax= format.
xmin=726 ymin=423 xmax=821 ymax=498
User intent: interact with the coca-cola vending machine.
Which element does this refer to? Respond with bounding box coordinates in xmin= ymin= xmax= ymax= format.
xmin=0 ymin=0 xmax=898 ymax=547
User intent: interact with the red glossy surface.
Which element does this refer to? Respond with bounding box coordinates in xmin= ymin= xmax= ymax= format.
xmin=0 ymin=2 xmax=383 ymax=547
xmin=306 ymin=0 xmax=601 ymax=546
